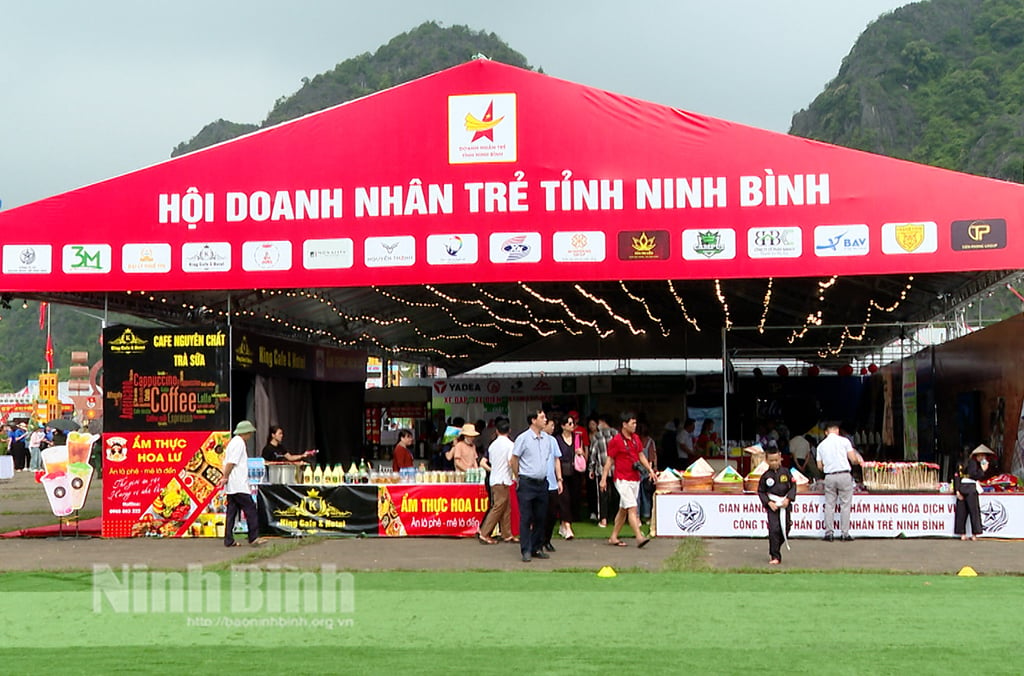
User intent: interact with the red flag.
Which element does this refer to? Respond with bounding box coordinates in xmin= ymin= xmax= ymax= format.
xmin=39 ymin=302 xmax=48 ymax=331
xmin=45 ymin=334 xmax=53 ymax=371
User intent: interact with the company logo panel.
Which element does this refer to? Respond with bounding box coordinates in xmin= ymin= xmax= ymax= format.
xmin=617 ymin=230 xmax=669 ymax=261
xmin=552 ymin=231 xmax=606 ymax=262
xmin=682 ymin=229 xmax=736 ymax=260
xmin=242 ymin=241 xmax=293 ymax=272
xmin=122 ymin=243 xmax=172 ymax=274
xmin=448 ymin=93 xmax=517 ymax=164
xmin=747 ymin=227 xmax=802 ymax=259
xmin=881 ymin=221 xmax=937 ymax=254
xmin=2 ymin=244 xmax=52 ymax=274
xmin=364 ymin=236 xmax=416 ymax=268
xmin=426 ymin=234 xmax=479 ymax=265
xmin=813 ymin=224 xmax=870 ymax=257
xmin=490 ymin=232 xmax=541 ymax=263
xmin=181 ymin=243 xmax=231 ymax=273
xmin=950 ymin=219 xmax=1006 ymax=251
xmin=303 ymin=238 xmax=354 ymax=270
xmin=62 ymin=244 xmax=112 ymax=274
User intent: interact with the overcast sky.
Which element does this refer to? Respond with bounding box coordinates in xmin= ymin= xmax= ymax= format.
xmin=1 ymin=0 xmax=911 ymax=209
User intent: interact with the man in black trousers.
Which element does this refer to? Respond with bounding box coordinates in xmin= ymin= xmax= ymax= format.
xmin=510 ymin=410 xmax=554 ymax=562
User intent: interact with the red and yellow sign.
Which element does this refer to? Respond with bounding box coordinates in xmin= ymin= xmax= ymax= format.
xmin=101 ymin=430 xmax=229 ymax=538
xmin=379 ymin=484 xmax=489 ymax=537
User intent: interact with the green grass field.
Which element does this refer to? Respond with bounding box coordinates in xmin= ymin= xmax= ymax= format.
xmin=0 ymin=567 xmax=1019 ymax=674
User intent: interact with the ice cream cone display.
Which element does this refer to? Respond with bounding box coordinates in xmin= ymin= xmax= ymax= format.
xmin=862 ymin=462 xmax=940 ymax=492
xmin=745 ymin=460 xmax=769 ymax=493
xmin=713 ymin=466 xmax=744 ymax=493
xmin=682 ymin=458 xmax=715 ymax=491
xmin=789 ymin=466 xmax=811 ymax=493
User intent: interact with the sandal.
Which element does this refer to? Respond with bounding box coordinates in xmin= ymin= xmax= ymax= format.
xmin=225 ymin=542 xmax=240 ymax=548
xmin=638 ymin=538 xmax=651 ymax=549
xmin=477 ymin=534 xmax=498 ymax=545
xmin=502 ymin=536 xmax=520 ymax=543
xmin=608 ymin=540 xmax=627 ymax=547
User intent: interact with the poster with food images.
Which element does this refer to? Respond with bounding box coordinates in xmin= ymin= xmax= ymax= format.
xmin=101 ymin=430 xmax=231 ymax=538
xmin=379 ymin=484 xmax=489 ymax=537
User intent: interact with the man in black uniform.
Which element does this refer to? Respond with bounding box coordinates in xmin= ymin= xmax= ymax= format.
xmin=758 ymin=448 xmax=796 ymax=565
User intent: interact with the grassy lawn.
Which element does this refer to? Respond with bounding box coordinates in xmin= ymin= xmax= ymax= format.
xmin=0 ymin=566 xmax=1017 ymax=674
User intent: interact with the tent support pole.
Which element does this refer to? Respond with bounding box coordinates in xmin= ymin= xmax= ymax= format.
xmin=721 ymin=326 xmax=728 ymax=467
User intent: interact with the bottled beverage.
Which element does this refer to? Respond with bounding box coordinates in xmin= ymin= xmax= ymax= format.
xmin=358 ymin=458 xmax=369 ymax=484
xmin=313 ymin=465 xmax=324 ymax=484
xmin=302 ymin=465 xmax=313 ymax=484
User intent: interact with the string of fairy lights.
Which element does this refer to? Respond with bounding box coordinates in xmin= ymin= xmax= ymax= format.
xmin=118 ymin=274 xmax=924 ymax=365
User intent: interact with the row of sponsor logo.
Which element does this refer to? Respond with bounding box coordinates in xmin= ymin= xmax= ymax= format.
xmin=1 ymin=220 xmax=1005 ymax=275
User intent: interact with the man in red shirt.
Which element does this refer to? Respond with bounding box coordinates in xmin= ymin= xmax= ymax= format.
xmin=599 ymin=411 xmax=655 ymax=548
xmin=392 ymin=429 xmax=415 ymax=471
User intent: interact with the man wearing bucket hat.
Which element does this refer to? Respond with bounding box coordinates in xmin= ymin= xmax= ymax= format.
xmin=954 ymin=445 xmax=997 ymax=541
xmin=218 ymin=420 xmax=267 ymax=547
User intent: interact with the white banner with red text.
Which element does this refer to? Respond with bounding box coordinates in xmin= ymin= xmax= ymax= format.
xmin=654 ymin=492 xmax=1024 ymax=538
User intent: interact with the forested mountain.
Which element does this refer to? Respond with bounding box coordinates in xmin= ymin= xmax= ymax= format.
xmin=790 ymin=0 xmax=1024 ymax=182
xmin=0 ymin=302 xmax=150 ymax=392
xmin=171 ymin=22 xmax=532 ymax=156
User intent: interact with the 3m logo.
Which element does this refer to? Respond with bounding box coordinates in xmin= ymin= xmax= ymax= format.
xmin=62 ymin=244 xmax=112 ymax=274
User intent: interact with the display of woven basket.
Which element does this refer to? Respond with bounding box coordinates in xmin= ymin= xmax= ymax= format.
xmin=682 ymin=476 xmax=714 ymax=492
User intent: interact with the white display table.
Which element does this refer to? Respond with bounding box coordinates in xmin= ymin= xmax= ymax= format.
xmin=654 ymin=492 xmax=1024 ymax=538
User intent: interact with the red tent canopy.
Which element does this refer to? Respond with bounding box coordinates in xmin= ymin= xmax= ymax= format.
xmin=1 ymin=59 xmax=1018 ymax=294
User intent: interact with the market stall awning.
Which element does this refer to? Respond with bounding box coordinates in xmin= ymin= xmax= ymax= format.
xmin=2 ymin=59 xmax=1020 ymax=371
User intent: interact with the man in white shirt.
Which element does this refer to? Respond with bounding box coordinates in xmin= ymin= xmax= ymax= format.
xmin=676 ymin=418 xmax=696 ymax=468
xmin=477 ymin=418 xmax=515 ymax=544
xmin=790 ymin=434 xmax=821 ymax=480
xmin=218 ymin=420 xmax=266 ymax=547
xmin=816 ymin=421 xmax=864 ymax=542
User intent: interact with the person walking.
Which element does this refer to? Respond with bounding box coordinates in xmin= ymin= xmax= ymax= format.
xmin=816 ymin=421 xmax=863 ymax=542
xmin=510 ymin=410 xmax=556 ymax=562
xmin=555 ymin=413 xmax=581 ymax=540
xmin=758 ymin=448 xmax=796 ymax=565
xmin=218 ymin=420 xmax=266 ymax=548
xmin=588 ymin=414 xmax=617 ymax=527
xmin=477 ymin=418 xmax=514 ymax=544
xmin=29 ymin=425 xmax=47 ymax=472
xmin=954 ymin=445 xmax=997 ymax=541
xmin=600 ymin=411 xmax=655 ymax=548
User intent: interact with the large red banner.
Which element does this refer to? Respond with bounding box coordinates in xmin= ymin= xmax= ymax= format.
xmin=1 ymin=60 xmax=1021 ymax=293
